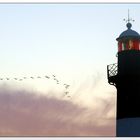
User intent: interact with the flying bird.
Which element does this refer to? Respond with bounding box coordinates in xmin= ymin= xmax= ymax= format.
xmin=65 ymin=85 xmax=70 ymax=89
xmin=64 ymin=91 xmax=69 ymax=95
xmin=54 ymin=78 xmax=58 ymax=81
xmin=52 ymin=75 xmax=56 ymax=77
xmin=45 ymin=76 xmax=50 ymax=79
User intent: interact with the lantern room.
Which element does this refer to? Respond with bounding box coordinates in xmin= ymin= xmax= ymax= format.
xmin=116 ymin=22 xmax=140 ymax=52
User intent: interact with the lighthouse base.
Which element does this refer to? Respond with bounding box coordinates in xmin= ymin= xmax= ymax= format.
xmin=117 ymin=118 xmax=140 ymax=137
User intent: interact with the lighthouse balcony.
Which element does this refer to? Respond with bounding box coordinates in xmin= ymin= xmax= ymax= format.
xmin=107 ymin=63 xmax=118 ymax=86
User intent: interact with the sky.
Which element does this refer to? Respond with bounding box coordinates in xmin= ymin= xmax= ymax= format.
xmin=0 ymin=3 xmax=140 ymax=136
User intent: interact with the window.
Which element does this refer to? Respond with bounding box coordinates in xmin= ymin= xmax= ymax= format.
xmin=118 ymin=40 xmax=140 ymax=52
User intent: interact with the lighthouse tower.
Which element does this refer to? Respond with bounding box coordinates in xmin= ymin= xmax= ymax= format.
xmin=107 ymin=12 xmax=140 ymax=136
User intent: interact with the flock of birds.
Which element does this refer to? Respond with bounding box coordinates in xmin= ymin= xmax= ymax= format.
xmin=0 ymin=74 xmax=71 ymax=98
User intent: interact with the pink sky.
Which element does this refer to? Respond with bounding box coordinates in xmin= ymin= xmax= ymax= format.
xmin=0 ymin=83 xmax=116 ymax=136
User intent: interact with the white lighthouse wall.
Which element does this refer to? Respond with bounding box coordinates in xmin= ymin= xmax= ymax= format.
xmin=117 ymin=118 xmax=140 ymax=136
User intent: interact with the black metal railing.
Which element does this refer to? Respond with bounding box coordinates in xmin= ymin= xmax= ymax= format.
xmin=107 ymin=63 xmax=118 ymax=78
xmin=107 ymin=63 xmax=118 ymax=86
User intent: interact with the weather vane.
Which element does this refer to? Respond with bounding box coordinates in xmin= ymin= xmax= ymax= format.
xmin=123 ymin=9 xmax=135 ymax=23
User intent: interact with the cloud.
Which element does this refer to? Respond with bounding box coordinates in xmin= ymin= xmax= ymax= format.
xmin=0 ymin=84 xmax=115 ymax=136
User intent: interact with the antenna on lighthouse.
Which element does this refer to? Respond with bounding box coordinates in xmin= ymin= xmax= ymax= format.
xmin=123 ymin=9 xmax=135 ymax=23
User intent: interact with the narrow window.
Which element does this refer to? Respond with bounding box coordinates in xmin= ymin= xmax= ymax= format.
xmin=128 ymin=40 xmax=133 ymax=50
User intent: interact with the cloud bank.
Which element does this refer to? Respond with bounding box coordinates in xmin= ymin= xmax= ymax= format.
xmin=0 ymin=84 xmax=115 ymax=136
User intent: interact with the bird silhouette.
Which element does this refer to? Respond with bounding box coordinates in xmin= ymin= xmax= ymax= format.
xmin=65 ymin=91 xmax=69 ymax=95
xmin=65 ymin=85 xmax=70 ymax=89
xmin=45 ymin=76 xmax=50 ymax=79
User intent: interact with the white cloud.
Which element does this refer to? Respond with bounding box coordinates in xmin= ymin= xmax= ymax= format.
xmin=0 ymin=85 xmax=115 ymax=136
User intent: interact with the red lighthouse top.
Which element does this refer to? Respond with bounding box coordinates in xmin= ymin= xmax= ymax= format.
xmin=116 ymin=11 xmax=140 ymax=52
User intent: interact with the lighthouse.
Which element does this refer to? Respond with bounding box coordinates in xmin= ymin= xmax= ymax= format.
xmin=107 ymin=12 xmax=140 ymax=136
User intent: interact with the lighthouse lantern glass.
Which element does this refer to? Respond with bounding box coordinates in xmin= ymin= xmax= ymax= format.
xmin=118 ymin=39 xmax=140 ymax=52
